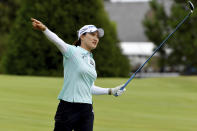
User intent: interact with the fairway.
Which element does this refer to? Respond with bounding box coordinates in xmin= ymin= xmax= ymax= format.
xmin=0 ymin=75 xmax=197 ymax=131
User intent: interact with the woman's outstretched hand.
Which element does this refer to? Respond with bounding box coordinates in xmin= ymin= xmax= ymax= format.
xmin=31 ymin=18 xmax=46 ymax=31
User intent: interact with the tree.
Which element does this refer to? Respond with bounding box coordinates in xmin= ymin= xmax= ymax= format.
xmin=0 ymin=0 xmax=21 ymax=72
xmin=143 ymin=0 xmax=197 ymax=73
xmin=143 ymin=0 xmax=168 ymax=72
xmin=1 ymin=0 xmax=130 ymax=77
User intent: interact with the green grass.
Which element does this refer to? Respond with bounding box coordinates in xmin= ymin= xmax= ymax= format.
xmin=0 ymin=75 xmax=197 ymax=131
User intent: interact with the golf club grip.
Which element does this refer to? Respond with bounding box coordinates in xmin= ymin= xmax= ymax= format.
xmin=114 ymin=12 xmax=192 ymax=97
xmin=114 ymin=73 xmax=136 ymax=96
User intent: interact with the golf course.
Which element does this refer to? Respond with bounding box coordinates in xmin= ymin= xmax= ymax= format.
xmin=0 ymin=75 xmax=197 ymax=131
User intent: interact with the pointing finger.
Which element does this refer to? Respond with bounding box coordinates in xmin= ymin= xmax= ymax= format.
xmin=31 ymin=18 xmax=41 ymax=24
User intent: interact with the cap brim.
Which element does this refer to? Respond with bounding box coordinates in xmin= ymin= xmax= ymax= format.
xmin=97 ymin=28 xmax=104 ymax=38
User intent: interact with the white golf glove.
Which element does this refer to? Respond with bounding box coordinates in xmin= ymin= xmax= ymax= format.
xmin=109 ymin=84 xmax=126 ymax=96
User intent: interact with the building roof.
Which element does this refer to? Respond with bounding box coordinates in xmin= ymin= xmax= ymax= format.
xmin=104 ymin=0 xmax=172 ymax=42
xmin=104 ymin=1 xmax=150 ymax=42
xmin=110 ymin=0 xmax=151 ymax=3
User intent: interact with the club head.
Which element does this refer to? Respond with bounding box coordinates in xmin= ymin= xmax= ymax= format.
xmin=188 ymin=1 xmax=194 ymax=13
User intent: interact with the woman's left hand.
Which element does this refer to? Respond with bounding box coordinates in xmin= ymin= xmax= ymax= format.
xmin=110 ymin=84 xmax=126 ymax=96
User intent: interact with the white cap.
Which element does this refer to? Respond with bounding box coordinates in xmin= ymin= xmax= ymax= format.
xmin=78 ymin=25 xmax=104 ymax=39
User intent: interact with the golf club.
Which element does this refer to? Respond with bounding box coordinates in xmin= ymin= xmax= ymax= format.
xmin=115 ymin=1 xmax=194 ymax=96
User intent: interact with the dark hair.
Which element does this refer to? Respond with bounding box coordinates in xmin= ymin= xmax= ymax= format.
xmin=72 ymin=33 xmax=86 ymax=47
xmin=73 ymin=39 xmax=81 ymax=46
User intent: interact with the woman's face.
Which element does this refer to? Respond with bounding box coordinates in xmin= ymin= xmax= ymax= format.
xmin=80 ymin=31 xmax=99 ymax=51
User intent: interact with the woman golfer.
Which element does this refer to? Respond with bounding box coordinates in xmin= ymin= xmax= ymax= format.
xmin=31 ymin=18 xmax=126 ymax=131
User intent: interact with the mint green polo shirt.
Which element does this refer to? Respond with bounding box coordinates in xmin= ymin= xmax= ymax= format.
xmin=58 ymin=45 xmax=97 ymax=104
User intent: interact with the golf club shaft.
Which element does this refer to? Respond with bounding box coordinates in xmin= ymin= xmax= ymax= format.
xmin=115 ymin=11 xmax=192 ymax=96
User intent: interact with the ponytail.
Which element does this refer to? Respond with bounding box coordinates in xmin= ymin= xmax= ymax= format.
xmin=73 ymin=33 xmax=86 ymax=46
xmin=73 ymin=39 xmax=81 ymax=46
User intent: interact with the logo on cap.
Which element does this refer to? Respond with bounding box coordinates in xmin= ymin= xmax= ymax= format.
xmin=78 ymin=25 xmax=104 ymax=39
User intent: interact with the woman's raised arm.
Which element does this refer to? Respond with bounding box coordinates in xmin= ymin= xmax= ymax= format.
xmin=31 ymin=18 xmax=70 ymax=54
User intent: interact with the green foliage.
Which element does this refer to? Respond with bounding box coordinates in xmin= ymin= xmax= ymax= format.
xmin=1 ymin=0 xmax=130 ymax=77
xmin=143 ymin=0 xmax=169 ymax=70
xmin=0 ymin=0 xmax=21 ymax=72
xmin=143 ymin=0 xmax=197 ymax=72
xmin=0 ymin=0 xmax=21 ymax=33
xmin=167 ymin=1 xmax=197 ymax=69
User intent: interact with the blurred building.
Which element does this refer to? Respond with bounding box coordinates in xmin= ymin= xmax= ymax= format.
xmin=104 ymin=0 xmax=173 ymax=72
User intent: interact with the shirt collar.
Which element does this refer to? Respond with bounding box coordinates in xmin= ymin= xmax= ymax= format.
xmin=77 ymin=46 xmax=93 ymax=57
